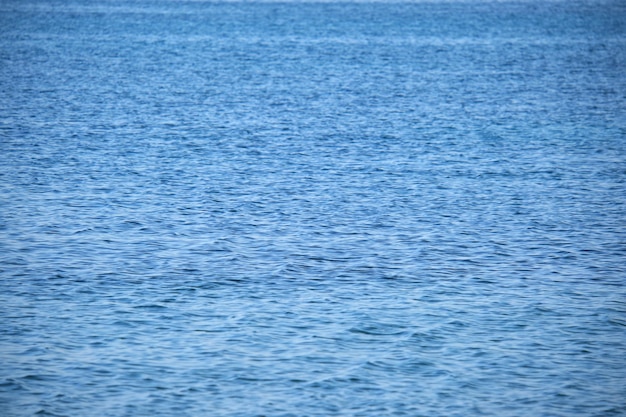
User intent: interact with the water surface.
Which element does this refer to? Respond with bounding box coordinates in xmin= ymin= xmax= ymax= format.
xmin=1 ymin=0 xmax=625 ymax=416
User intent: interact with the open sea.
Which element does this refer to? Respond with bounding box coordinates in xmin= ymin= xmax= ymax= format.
xmin=1 ymin=0 xmax=625 ymax=416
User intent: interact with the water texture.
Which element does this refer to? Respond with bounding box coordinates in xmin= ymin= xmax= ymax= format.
xmin=1 ymin=0 xmax=625 ymax=416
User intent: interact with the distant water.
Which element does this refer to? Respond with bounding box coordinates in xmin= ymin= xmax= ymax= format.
xmin=1 ymin=0 xmax=625 ymax=416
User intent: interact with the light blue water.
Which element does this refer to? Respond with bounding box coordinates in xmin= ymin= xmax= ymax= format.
xmin=1 ymin=0 xmax=625 ymax=416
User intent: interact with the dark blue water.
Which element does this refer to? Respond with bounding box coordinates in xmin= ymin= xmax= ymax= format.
xmin=1 ymin=0 xmax=626 ymax=416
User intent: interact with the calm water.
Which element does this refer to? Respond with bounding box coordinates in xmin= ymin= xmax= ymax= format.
xmin=1 ymin=0 xmax=626 ymax=416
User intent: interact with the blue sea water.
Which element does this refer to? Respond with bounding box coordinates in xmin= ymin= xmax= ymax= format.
xmin=1 ymin=0 xmax=626 ymax=415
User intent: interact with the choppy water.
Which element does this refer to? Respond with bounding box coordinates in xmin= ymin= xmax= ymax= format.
xmin=1 ymin=0 xmax=626 ymax=416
